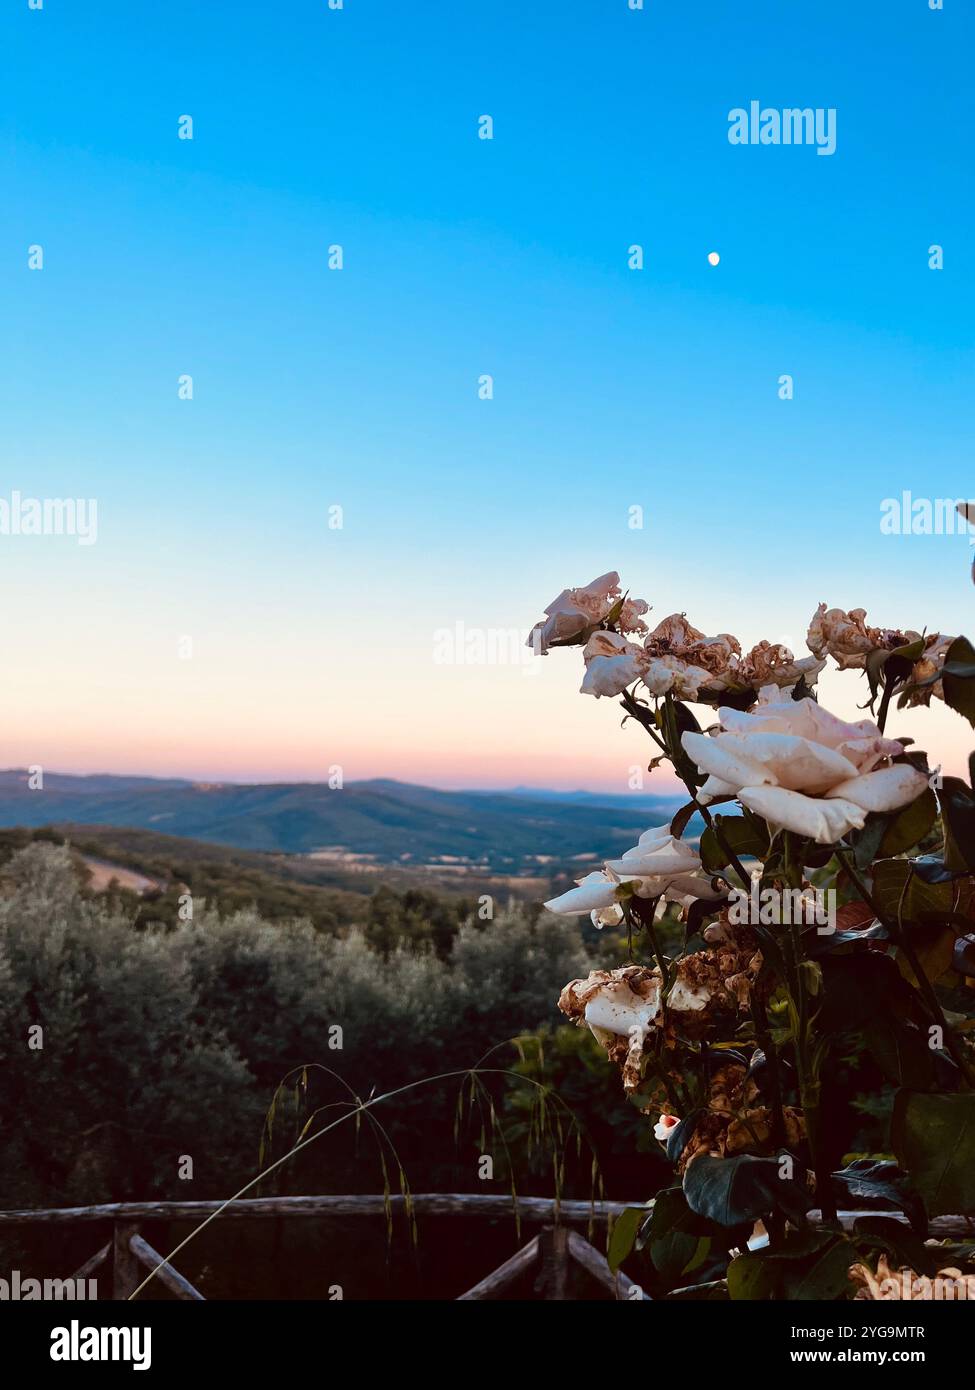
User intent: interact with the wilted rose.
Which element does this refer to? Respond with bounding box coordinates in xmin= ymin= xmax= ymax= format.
xmin=527 ymin=571 xmax=649 ymax=655
xmin=807 ymin=602 xmax=958 ymax=705
xmin=807 ymin=604 xmax=916 ymax=671
xmin=580 ymin=609 xmax=823 ymax=701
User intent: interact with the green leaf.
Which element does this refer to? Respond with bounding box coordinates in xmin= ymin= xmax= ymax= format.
xmin=942 ymin=637 xmax=975 ymax=728
xmin=819 ymin=953 xmax=928 ymax=1037
xmin=647 ymin=1185 xmax=704 ymax=1239
xmin=699 ymin=815 xmax=769 ymax=873
xmin=852 ymin=1215 xmax=939 ymax=1276
xmin=783 ymin=1236 xmax=860 ymax=1300
xmin=607 ymin=1205 xmax=645 ymax=1272
xmin=939 ymin=772 xmax=975 ymax=873
xmin=878 ymin=790 xmax=938 ymax=857
xmin=728 ymin=1232 xmax=856 ymax=1301
xmin=683 ymin=1153 xmax=809 ymax=1228
xmin=854 ymin=812 xmax=893 ymax=869
xmin=861 ymin=1014 xmax=938 ymax=1090
xmin=727 ymin=1249 xmax=776 ymax=1300
xmin=831 ymin=1160 xmax=926 ymax=1232
xmin=872 ymin=859 xmax=967 ymax=927
xmin=646 ymin=1187 xmax=725 ymax=1282
xmin=681 ymin=1235 xmax=712 ymax=1276
xmin=892 ymin=1091 xmax=975 ymax=1216
xmin=651 ymin=1223 xmax=703 ymax=1281
xmin=661 ymin=699 xmax=705 ymax=788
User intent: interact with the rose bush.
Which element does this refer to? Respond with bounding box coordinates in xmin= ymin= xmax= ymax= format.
xmin=528 ymin=567 xmax=975 ymax=1300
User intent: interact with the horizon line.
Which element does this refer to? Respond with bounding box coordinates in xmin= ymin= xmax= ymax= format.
xmin=0 ymin=768 xmax=681 ymax=800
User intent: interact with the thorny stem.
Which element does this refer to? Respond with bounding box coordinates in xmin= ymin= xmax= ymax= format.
xmin=835 ymin=848 xmax=975 ymax=1088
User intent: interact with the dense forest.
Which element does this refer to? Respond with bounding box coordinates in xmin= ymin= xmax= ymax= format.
xmin=0 ymin=840 xmax=648 ymax=1297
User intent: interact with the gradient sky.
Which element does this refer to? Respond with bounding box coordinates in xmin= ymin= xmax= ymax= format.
xmin=2 ymin=1 xmax=972 ymax=794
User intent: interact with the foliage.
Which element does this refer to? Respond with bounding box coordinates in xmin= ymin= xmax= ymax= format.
xmin=0 ymin=825 xmax=473 ymax=942
xmin=0 ymin=845 xmax=589 ymax=1212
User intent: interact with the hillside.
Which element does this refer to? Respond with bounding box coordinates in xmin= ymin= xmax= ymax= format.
xmin=0 ymin=771 xmax=681 ymax=871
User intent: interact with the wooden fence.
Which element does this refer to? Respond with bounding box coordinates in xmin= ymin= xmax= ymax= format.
xmin=1 ymin=1196 xmax=970 ymax=1301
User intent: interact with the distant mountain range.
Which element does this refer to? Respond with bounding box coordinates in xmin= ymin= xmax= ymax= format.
xmin=0 ymin=771 xmax=683 ymax=872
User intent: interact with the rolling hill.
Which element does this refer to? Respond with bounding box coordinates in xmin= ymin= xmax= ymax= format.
xmin=0 ymin=770 xmax=682 ymax=872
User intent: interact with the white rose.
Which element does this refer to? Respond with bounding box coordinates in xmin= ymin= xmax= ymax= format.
xmin=604 ymin=827 xmax=725 ymax=902
xmin=580 ymin=631 xmax=648 ymax=698
xmin=681 ymin=697 xmax=928 ymax=845
xmin=544 ymin=869 xmax=618 ymax=918
xmin=544 ymin=826 xmax=724 ymax=921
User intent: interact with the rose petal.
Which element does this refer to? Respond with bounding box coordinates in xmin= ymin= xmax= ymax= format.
xmin=824 ymin=764 xmax=929 ymax=813
xmin=682 ymin=730 xmax=774 ymax=791
xmin=739 ymin=785 xmax=867 ymax=844
xmin=580 ymin=653 xmax=645 ymax=698
xmin=717 ymin=732 xmax=859 ymax=793
xmin=544 ymin=871 xmax=617 ymax=915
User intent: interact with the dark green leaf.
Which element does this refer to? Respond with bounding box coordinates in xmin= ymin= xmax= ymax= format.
xmin=831 ymin=1160 xmax=926 ymax=1233
xmin=942 ymin=637 xmax=975 ymax=728
xmin=939 ymin=775 xmax=975 ymax=873
xmin=892 ymin=1091 xmax=975 ymax=1216
xmin=683 ymin=1153 xmax=809 ymax=1228
xmin=861 ymin=1015 xmax=938 ymax=1090
xmin=728 ymin=1232 xmax=856 ymax=1301
xmin=699 ymin=815 xmax=769 ymax=872
xmin=854 ymin=812 xmax=893 ymax=869
xmin=878 ymin=790 xmax=938 ymax=857
xmin=873 ymin=859 xmax=965 ymax=924
xmin=852 ymin=1215 xmax=940 ymax=1276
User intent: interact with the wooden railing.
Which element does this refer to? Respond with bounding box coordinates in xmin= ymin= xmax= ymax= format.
xmin=0 ymin=1193 xmax=642 ymax=1301
xmin=2 ymin=1196 xmax=970 ymax=1301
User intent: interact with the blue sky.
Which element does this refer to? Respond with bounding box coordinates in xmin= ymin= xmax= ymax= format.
xmin=1 ymin=1 xmax=972 ymax=789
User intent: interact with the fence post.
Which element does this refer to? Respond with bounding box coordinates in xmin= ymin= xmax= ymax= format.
xmin=537 ymin=1225 xmax=569 ymax=1300
xmin=112 ymin=1221 xmax=142 ymax=1301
